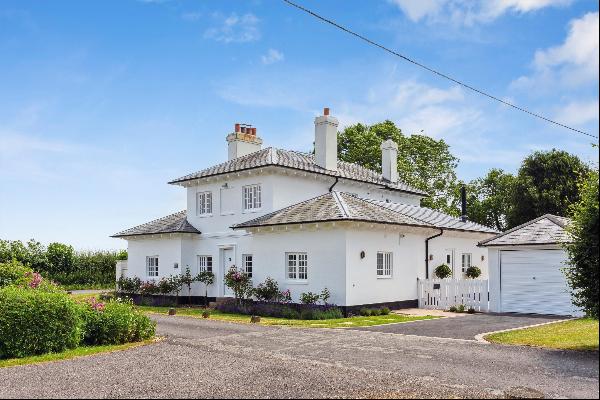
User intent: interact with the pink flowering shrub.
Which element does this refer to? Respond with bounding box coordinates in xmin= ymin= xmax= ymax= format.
xmin=224 ymin=266 xmax=252 ymax=304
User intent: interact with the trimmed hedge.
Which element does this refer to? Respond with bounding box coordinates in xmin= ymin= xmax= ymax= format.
xmin=79 ymin=299 xmax=155 ymax=346
xmin=215 ymin=299 xmax=344 ymax=320
xmin=0 ymin=287 xmax=82 ymax=358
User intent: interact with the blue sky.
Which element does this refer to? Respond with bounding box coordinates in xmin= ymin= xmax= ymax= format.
xmin=1 ymin=0 xmax=598 ymax=250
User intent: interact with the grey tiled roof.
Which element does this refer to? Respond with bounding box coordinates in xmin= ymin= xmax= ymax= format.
xmin=478 ymin=214 xmax=571 ymax=246
xmin=111 ymin=211 xmax=200 ymax=238
xmin=169 ymin=147 xmax=426 ymax=196
xmin=232 ymin=192 xmax=496 ymax=233
xmin=365 ymin=199 xmax=499 ymax=234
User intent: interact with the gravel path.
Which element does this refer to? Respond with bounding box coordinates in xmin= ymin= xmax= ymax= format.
xmin=0 ymin=315 xmax=597 ymax=399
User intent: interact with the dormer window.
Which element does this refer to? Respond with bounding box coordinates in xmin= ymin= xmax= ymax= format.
xmin=243 ymin=184 xmax=261 ymax=211
xmin=196 ymin=191 xmax=212 ymax=215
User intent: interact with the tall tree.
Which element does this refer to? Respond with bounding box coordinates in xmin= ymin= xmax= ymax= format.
xmin=564 ymin=169 xmax=599 ymax=318
xmin=508 ymin=149 xmax=590 ymax=228
xmin=337 ymin=121 xmax=460 ymax=215
xmin=466 ymin=169 xmax=515 ymax=231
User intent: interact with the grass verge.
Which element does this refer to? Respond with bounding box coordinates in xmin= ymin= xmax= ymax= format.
xmin=139 ymin=306 xmax=437 ymax=328
xmin=485 ymin=318 xmax=599 ymax=351
xmin=0 ymin=338 xmax=158 ymax=368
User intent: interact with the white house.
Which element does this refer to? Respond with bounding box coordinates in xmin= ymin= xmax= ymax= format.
xmin=112 ymin=108 xmax=497 ymax=309
xmin=480 ymin=214 xmax=581 ymax=316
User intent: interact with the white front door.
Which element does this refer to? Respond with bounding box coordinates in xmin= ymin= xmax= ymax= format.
xmin=222 ymin=248 xmax=235 ymax=297
xmin=445 ymin=249 xmax=455 ymax=277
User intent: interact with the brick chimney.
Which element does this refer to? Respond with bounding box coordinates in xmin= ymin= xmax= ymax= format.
xmin=226 ymin=123 xmax=262 ymax=160
xmin=314 ymin=107 xmax=339 ymax=171
xmin=380 ymin=139 xmax=398 ymax=183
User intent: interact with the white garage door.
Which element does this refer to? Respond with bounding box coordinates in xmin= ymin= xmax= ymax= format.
xmin=500 ymin=249 xmax=577 ymax=315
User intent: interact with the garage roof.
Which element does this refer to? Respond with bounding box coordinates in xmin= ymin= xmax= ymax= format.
xmin=478 ymin=214 xmax=571 ymax=247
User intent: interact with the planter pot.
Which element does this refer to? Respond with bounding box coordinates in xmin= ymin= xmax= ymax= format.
xmin=250 ymin=315 xmax=261 ymax=323
xmin=168 ymin=308 xmax=176 ymax=316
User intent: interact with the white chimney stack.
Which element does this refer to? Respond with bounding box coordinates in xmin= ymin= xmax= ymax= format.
xmin=380 ymin=139 xmax=398 ymax=183
xmin=314 ymin=107 xmax=339 ymax=171
xmin=226 ymin=123 xmax=262 ymax=160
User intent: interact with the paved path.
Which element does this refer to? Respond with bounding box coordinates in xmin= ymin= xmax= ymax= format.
xmin=0 ymin=315 xmax=597 ymax=399
xmin=356 ymin=313 xmax=565 ymax=340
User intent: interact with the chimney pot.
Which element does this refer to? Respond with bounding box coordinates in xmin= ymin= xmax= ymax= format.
xmin=323 ymin=107 xmax=330 ymax=116
xmin=235 ymin=123 xmax=241 ymax=133
xmin=241 ymin=126 xmax=246 ymax=134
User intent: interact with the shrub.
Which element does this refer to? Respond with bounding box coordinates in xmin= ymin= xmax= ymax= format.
xmin=139 ymin=281 xmax=159 ymax=297
xmin=117 ymin=276 xmax=141 ymax=294
xmin=435 ymin=264 xmax=452 ymax=279
xmin=300 ymin=291 xmax=321 ymax=305
xmin=457 ymin=304 xmax=466 ymax=313
xmin=448 ymin=306 xmax=457 ymax=312
xmin=79 ymin=298 xmax=155 ymax=346
xmin=359 ymin=308 xmax=372 ymax=317
xmin=224 ymin=266 xmax=253 ymax=304
xmin=0 ymin=260 xmax=33 ymax=288
xmin=280 ymin=307 xmax=300 ymax=319
xmin=253 ymin=277 xmax=280 ymax=302
xmin=380 ymin=307 xmax=391 ymax=315
xmin=465 ymin=266 xmax=482 ymax=279
xmin=300 ymin=307 xmax=343 ymax=320
xmin=467 ymin=307 xmax=476 ymax=314
xmin=320 ymin=287 xmax=331 ymax=305
xmin=370 ymin=308 xmax=382 ymax=316
xmin=0 ymin=287 xmax=82 ymax=358
xmin=202 ymin=309 xmax=211 ymax=319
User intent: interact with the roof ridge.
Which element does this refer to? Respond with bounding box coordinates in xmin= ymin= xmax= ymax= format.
xmin=332 ymin=192 xmax=351 ymax=218
xmin=478 ymin=214 xmax=560 ymax=245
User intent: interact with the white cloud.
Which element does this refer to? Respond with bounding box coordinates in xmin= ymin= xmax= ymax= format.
xmin=512 ymin=12 xmax=599 ymax=91
xmin=554 ymin=99 xmax=599 ymax=126
xmin=261 ymin=49 xmax=284 ymax=65
xmin=389 ymin=0 xmax=573 ymax=25
xmin=204 ymin=13 xmax=260 ymax=43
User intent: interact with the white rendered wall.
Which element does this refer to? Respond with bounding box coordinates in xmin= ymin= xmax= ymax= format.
xmin=426 ymin=233 xmax=493 ymax=279
xmin=126 ymin=237 xmax=184 ymax=281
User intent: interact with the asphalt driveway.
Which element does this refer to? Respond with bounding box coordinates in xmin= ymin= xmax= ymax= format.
xmin=0 ymin=314 xmax=597 ymax=399
xmin=356 ymin=313 xmax=566 ymax=340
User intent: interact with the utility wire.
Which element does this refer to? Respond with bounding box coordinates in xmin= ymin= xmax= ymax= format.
xmin=283 ymin=0 xmax=598 ymax=140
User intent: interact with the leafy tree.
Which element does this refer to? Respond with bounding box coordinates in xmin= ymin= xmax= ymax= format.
xmin=180 ymin=266 xmax=197 ymax=306
xmin=564 ymin=169 xmax=599 ymax=319
xmin=169 ymin=275 xmax=183 ymax=306
xmin=196 ymin=271 xmax=215 ymax=306
xmin=466 ymin=169 xmax=515 ymax=231
xmin=508 ymin=149 xmax=590 ymax=228
xmin=337 ymin=121 xmax=459 ymax=215
xmin=46 ymin=242 xmax=75 ymax=275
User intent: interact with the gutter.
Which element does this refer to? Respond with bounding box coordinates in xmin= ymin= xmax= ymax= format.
xmin=425 ymin=229 xmax=444 ymax=279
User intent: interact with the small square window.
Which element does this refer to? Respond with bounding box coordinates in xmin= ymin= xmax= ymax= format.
xmin=198 ymin=255 xmax=213 ymax=273
xmin=286 ymin=252 xmax=307 ymax=281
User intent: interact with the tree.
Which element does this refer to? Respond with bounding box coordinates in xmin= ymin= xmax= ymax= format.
xmin=337 ymin=121 xmax=460 ymax=215
xmin=466 ymin=169 xmax=515 ymax=231
xmin=564 ymin=169 xmax=599 ymax=319
xmin=508 ymin=149 xmax=590 ymax=228
xmin=169 ymin=275 xmax=183 ymax=306
xmin=196 ymin=271 xmax=215 ymax=306
xmin=224 ymin=266 xmax=252 ymax=305
xmin=46 ymin=242 xmax=75 ymax=275
xmin=180 ymin=266 xmax=197 ymax=306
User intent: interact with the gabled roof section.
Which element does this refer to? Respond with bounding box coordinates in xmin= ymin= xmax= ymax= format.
xmin=365 ymin=199 xmax=499 ymax=234
xmin=111 ymin=211 xmax=200 ymax=238
xmin=168 ymin=147 xmax=427 ymax=196
xmin=478 ymin=214 xmax=571 ymax=247
xmin=232 ymin=192 xmax=430 ymax=229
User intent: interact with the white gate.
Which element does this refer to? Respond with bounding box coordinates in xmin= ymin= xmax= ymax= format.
xmin=418 ymin=279 xmax=489 ymax=312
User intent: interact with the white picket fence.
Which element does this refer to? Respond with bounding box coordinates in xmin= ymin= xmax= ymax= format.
xmin=417 ymin=278 xmax=489 ymax=312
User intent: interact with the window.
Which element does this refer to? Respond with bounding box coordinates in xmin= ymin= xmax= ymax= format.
xmin=197 ymin=255 xmax=213 ymax=273
xmin=286 ymin=252 xmax=308 ymax=281
xmin=461 ymin=253 xmax=472 ymax=273
xmin=243 ymin=184 xmax=262 ymax=211
xmin=146 ymin=256 xmax=159 ymax=277
xmin=243 ymin=254 xmax=253 ymax=278
xmin=377 ymin=252 xmax=393 ymax=278
xmin=196 ymin=191 xmax=212 ymax=215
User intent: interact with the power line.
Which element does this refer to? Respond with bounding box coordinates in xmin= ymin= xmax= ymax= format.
xmin=282 ymin=0 xmax=598 ymax=140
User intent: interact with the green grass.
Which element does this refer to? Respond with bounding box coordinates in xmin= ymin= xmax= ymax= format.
xmin=485 ymin=318 xmax=599 ymax=351
xmin=139 ymin=306 xmax=437 ymax=328
xmin=0 ymin=339 xmax=157 ymax=368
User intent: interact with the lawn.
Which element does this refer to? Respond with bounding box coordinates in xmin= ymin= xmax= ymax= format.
xmin=139 ymin=306 xmax=437 ymax=328
xmin=0 ymin=339 xmax=157 ymax=368
xmin=485 ymin=319 xmax=599 ymax=351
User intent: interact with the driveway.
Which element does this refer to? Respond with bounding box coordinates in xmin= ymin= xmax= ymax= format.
xmin=356 ymin=313 xmax=566 ymax=340
xmin=0 ymin=315 xmax=597 ymax=399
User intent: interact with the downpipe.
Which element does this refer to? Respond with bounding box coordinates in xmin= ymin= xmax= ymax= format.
xmin=425 ymin=229 xmax=444 ymax=279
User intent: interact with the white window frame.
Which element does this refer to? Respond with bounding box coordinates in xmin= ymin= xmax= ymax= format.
xmin=376 ymin=251 xmax=393 ymax=278
xmin=242 ymin=184 xmax=262 ymax=211
xmin=197 ymin=255 xmax=213 ymax=273
xmin=242 ymin=254 xmax=253 ymax=278
xmin=286 ymin=252 xmax=308 ymax=282
xmin=196 ymin=191 xmax=213 ymax=216
xmin=461 ymin=253 xmax=472 ymax=273
xmin=146 ymin=256 xmax=159 ymax=277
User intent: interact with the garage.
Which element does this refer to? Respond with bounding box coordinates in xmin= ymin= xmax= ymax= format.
xmin=481 ymin=214 xmax=582 ymax=316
